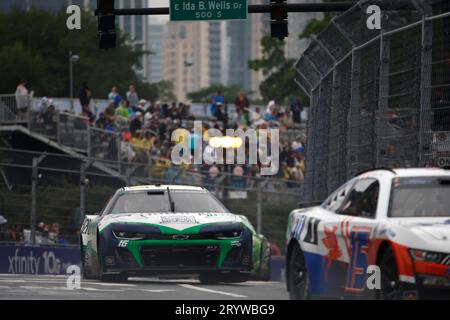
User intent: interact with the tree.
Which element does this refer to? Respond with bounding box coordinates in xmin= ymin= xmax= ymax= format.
xmin=248 ymin=36 xmax=304 ymax=105
xmin=0 ymin=42 xmax=46 ymax=93
xmin=0 ymin=9 xmax=155 ymax=100
xmin=187 ymin=84 xmax=247 ymax=104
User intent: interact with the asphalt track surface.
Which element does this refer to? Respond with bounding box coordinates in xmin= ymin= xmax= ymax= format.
xmin=0 ymin=274 xmax=289 ymax=300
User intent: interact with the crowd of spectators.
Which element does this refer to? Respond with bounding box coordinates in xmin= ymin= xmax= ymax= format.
xmin=0 ymin=222 xmax=72 ymax=245
xmin=28 ymin=81 xmax=307 ymax=186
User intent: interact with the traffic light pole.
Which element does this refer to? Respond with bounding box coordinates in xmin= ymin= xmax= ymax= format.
xmin=104 ymin=1 xmax=414 ymax=16
xmin=97 ymin=1 xmax=414 ymax=48
xmin=107 ymin=3 xmax=356 ymax=16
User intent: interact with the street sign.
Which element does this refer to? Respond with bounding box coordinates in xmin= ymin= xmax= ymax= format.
xmin=170 ymin=0 xmax=248 ymax=21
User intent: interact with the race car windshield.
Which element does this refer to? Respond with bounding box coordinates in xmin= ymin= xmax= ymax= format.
xmin=389 ymin=177 xmax=450 ymax=217
xmin=108 ymin=190 xmax=230 ymax=214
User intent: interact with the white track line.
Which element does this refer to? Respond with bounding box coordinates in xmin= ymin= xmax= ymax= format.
xmin=178 ymin=284 xmax=247 ymax=298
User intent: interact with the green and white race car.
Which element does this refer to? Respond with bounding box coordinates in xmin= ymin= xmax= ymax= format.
xmin=80 ymin=185 xmax=271 ymax=283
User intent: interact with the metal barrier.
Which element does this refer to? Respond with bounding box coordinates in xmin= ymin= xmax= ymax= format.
xmin=295 ymin=0 xmax=450 ymax=201
xmin=0 ymin=148 xmax=302 ymax=250
xmin=0 ymin=94 xmax=31 ymax=124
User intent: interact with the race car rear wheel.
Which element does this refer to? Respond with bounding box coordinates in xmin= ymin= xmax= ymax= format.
xmin=287 ymin=244 xmax=309 ymax=300
xmin=257 ymin=240 xmax=271 ymax=281
xmin=377 ymin=246 xmax=401 ymax=300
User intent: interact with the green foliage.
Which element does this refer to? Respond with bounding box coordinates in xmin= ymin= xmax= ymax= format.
xmin=299 ymin=18 xmax=329 ymax=39
xmin=187 ymin=84 xmax=247 ymax=104
xmin=0 ymin=9 xmax=173 ymax=101
xmin=248 ymin=36 xmax=304 ymax=105
xmin=155 ymin=80 xmax=177 ymax=102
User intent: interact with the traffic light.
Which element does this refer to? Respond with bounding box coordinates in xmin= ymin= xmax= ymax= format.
xmin=97 ymin=0 xmax=116 ymax=50
xmin=270 ymin=0 xmax=288 ymax=40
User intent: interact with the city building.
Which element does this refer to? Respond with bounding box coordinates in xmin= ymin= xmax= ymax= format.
xmin=161 ymin=21 xmax=229 ymax=102
xmin=147 ymin=23 xmax=167 ymax=83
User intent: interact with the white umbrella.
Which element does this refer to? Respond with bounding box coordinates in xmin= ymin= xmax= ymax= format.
xmin=0 ymin=215 xmax=7 ymax=225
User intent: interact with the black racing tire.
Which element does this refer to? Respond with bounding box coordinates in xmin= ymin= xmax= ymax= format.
xmin=257 ymin=247 xmax=271 ymax=281
xmin=287 ymin=244 xmax=310 ymax=300
xmin=80 ymin=238 xmax=88 ymax=279
xmin=377 ymin=246 xmax=401 ymax=300
xmin=96 ymin=234 xmax=129 ymax=283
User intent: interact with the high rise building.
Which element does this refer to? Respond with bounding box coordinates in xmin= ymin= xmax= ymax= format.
xmin=162 ymin=22 xmax=204 ymax=102
xmin=147 ymin=23 xmax=167 ymax=83
xmin=161 ymin=20 xmax=229 ymax=102
xmin=226 ymin=20 xmax=252 ymax=92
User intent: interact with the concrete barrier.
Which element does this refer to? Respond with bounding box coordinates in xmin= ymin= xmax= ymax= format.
xmin=270 ymin=256 xmax=286 ymax=282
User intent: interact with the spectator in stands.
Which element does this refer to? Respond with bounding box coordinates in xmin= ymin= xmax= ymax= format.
xmin=137 ymin=99 xmax=147 ymax=113
xmin=130 ymin=112 xmax=143 ymax=136
xmin=239 ymin=108 xmax=251 ymax=129
xmin=121 ymin=130 xmax=135 ymax=162
xmin=126 ymin=84 xmax=139 ymax=109
xmin=214 ymin=103 xmax=227 ymax=123
xmin=79 ymin=81 xmax=91 ymax=111
xmin=115 ymin=100 xmax=131 ymax=119
xmin=210 ymin=90 xmax=225 ymax=117
xmin=234 ymin=91 xmax=249 ymax=114
xmin=40 ymin=103 xmax=57 ymax=136
xmin=280 ymin=109 xmax=294 ymax=129
xmin=251 ymin=107 xmax=263 ymax=126
xmin=15 ymin=80 xmax=30 ymax=120
xmin=113 ymin=94 xmax=122 ymax=108
xmin=108 ymin=85 xmax=119 ymax=101
xmin=290 ymin=97 xmax=303 ymax=124
xmin=104 ymin=102 xmax=116 ymax=127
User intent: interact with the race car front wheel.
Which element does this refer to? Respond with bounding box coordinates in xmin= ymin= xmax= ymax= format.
xmin=97 ymin=235 xmax=128 ymax=283
xmin=377 ymin=246 xmax=401 ymax=300
xmin=287 ymin=244 xmax=309 ymax=300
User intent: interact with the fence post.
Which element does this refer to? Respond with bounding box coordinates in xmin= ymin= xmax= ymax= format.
xmin=419 ymin=9 xmax=433 ymax=166
xmin=347 ymin=49 xmax=361 ymax=178
xmin=87 ymin=122 xmax=91 ymax=158
xmin=56 ymin=112 xmax=61 ymax=145
xmin=376 ymin=32 xmax=391 ymax=166
xmin=80 ymin=161 xmax=91 ymax=218
xmin=30 ymin=154 xmax=46 ymax=245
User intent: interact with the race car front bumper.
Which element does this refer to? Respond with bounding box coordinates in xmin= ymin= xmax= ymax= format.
xmin=99 ymin=224 xmax=254 ymax=275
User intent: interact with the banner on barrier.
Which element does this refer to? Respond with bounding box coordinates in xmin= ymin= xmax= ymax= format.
xmin=0 ymin=245 xmax=80 ymax=275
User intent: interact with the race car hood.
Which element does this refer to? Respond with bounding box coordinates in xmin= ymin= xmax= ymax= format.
xmin=98 ymin=212 xmax=241 ymax=232
xmin=389 ymin=217 xmax=450 ymax=252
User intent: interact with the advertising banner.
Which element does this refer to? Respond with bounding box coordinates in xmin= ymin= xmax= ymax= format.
xmin=0 ymin=245 xmax=80 ymax=275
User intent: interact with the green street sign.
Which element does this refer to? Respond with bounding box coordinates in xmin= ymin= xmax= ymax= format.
xmin=170 ymin=0 xmax=248 ymax=21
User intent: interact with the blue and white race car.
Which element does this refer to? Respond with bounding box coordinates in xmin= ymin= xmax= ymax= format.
xmin=286 ymin=168 xmax=450 ymax=300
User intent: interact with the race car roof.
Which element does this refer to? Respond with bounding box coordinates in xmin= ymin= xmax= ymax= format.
xmin=123 ymin=185 xmax=205 ymax=192
xmin=361 ymin=167 xmax=450 ymax=179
